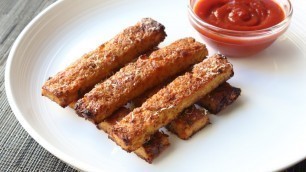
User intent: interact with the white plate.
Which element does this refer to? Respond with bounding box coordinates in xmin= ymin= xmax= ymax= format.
xmin=5 ymin=0 xmax=306 ymax=171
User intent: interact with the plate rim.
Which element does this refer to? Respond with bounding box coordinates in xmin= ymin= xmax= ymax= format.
xmin=4 ymin=0 xmax=100 ymax=171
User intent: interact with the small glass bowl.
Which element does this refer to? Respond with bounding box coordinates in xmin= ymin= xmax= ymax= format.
xmin=188 ymin=0 xmax=293 ymax=57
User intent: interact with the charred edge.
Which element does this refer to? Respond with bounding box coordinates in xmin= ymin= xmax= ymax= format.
xmin=142 ymin=133 xmax=170 ymax=163
xmin=215 ymin=87 xmax=241 ymax=114
xmin=232 ymin=87 xmax=242 ymax=97
xmin=228 ymin=87 xmax=241 ymax=104
xmin=74 ymin=101 xmax=93 ymax=119
xmin=96 ymin=124 xmax=101 ymax=130
xmin=140 ymin=18 xmax=166 ymax=33
xmin=230 ymin=70 xmax=234 ymax=77
xmin=215 ymin=97 xmax=230 ymax=114
xmin=82 ymin=109 xmax=94 ymax=118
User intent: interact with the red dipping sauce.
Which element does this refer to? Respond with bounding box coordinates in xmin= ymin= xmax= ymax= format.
xmin=189 ymin=0 xmax=292 ymax=57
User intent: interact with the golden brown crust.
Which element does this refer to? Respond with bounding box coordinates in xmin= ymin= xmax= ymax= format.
xmin=75 ymin=38 xmax=208 ymax=124
xmin=198 ymin=82 xmax=241 ymax=114
xmin=132 ymin=82 xmax=166 ymax=107
xmin=42 ymin=18 xmax=166 ymax=107
xmin=132 ymin=73 xmax=183 ymax=107
xmin=110 ymin=54 xmax=234 ymax=152
xmin=167 ymin=105 xmax=210 ymax=140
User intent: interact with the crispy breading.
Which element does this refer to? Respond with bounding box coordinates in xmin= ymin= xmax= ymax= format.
xmin=97 ymin=107 xmax=169 ymax=164
xmin=132 ymin=83 xmax=165 ymax=107
xmin=198 ymin=82 xmax=241 ymax=114
xmin=167 ymin=105 xmax=210 ymax=140
xmin=75 ymin=38 xmax=208 ymax=124
xmin=42 ymin=18 xmax=166 ymax=107
xmin=132 ymin=74 xmax=182 ymax=107
xmin=110 ymin=54 xmax=234 ymax=152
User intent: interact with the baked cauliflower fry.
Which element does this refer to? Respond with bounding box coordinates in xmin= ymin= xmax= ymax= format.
xmin=42 ymin=18 xmax=166 ymax=107
xmin=98 ymin=107 xmax=169 ymax=164
xmin=110 ymin=54 xmax=234 ymax=152
xmin=75 ymin=38 xmax=208 ymax=124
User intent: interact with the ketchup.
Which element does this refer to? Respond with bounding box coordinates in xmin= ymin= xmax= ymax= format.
xmin=194 ymin=0 xmax=285 ymax=31
xmin=189 ymin=0 xmax=290 ymax=57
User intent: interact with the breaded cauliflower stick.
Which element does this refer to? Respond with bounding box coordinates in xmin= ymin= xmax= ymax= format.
xmin=110 ymin=54 xmax=234 ymax=152
xmin=42 ymin=18 xmax=166 ymax=107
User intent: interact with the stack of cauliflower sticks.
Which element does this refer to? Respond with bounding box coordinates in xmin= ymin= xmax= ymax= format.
xmin=42 ymin=18 xmax=241 ymax=163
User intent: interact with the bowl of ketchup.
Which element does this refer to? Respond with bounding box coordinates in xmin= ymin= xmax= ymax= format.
xmin=188 ymin=0 xmax=293 ymax=57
